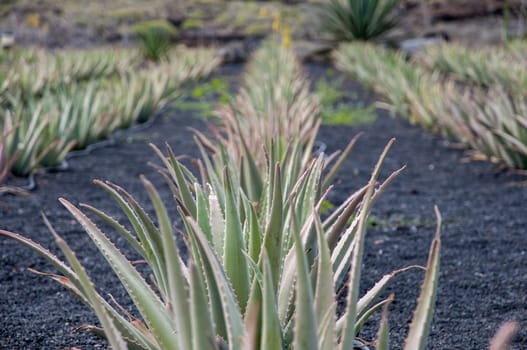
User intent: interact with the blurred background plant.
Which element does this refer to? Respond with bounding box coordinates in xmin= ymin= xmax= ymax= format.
xmin=335 ymin=41 xmax=527 ymax=169
xmin=319 ymin=0 xmax=399 ymax=42
xmin=132 ymin=19 xmax=178 ymax=62
xmin=0 ymin=113 xmax=18 ymax=185
xmin=0 ymin=46 xmax=220 ymax=182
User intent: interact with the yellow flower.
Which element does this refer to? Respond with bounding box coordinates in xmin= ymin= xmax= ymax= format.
xmin=27 ymin=13 xmax=40 ymax=28
xmin=272 ymin=13 xmax=281 ymax=32
xmin=282 ymin=25 xmax=291 ymax=49
xmin=259 ymin=7 xmax=269 ymax=18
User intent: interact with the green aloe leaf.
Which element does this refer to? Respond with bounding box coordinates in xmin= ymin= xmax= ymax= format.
xmin=50 ymin=224 xmax=128 ymax=350
xmin=186 ymin=217 xmax=245 ymax=350
xmin=339 ymin=139 xmax=394 ymax=349
xmin=59 ymin=198 xmax=178 ymax=350
xmin=261 ymin=252 xmax=284 ymax=350
xmin=188 ymin=260 xmax=218 ymax=350
xmin=261 ymin=163 xmax=283 ymax=291
xmin=222 ymin=168 xmax=251 ymax=313
xmin=375 ymin=295 xmax=394 ymax=350
xmin=313 ymin=213 xmax=336 ymax=350
xmin=291 ymin=208 xmax=319 ymax=350
xmin=141 ymin=175 xmax=192 ymax=350
xmin=404 ymin=207 xmax=441 ymax=350
xmin=151 ymin=143 xmax=197 ymax=217
xmin=93 ymin=179 xmax=168 ymax=297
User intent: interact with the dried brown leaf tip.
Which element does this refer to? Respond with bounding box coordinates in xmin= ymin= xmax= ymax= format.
xmin=488 ymin=320 xmax=520 ymax=350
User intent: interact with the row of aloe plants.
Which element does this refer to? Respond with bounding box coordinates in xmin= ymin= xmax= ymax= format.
xmin=3 ymin=47 xmax=136 ymax=100
xmin=334 ymin=42 xmax=527 ymax=169
xmin=0 ymin=46 xmax=220 ymax=182
xmin=0 ymin=39 xmax=441 ymax=349
xmin=417 ymin=41 xmax=527 ymax=91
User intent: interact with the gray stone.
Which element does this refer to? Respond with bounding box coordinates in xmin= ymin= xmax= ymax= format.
xmin=399 ymin=36 xmax=445 ymax=56
xmin=0 ymin=31 xmax=15 ymax=49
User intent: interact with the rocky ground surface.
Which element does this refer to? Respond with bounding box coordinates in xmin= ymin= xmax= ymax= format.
xmin=1 ymin=63 xmax=526 ymax=349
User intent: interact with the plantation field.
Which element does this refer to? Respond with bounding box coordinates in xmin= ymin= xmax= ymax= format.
xmin=1 ymin=62 xmax=526 ymax=349
xmin=1 ymin=1 xmax=527 ymax=349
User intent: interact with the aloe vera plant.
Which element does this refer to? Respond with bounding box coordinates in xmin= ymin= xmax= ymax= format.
xmin=0 ymin=139 xmax=440 ymax=349
xmin=0 ymin=45 xmax=221 ymax=177
xmin=42 ymin=82 xmax=114 ymax=153
xmin=54 ymin=48 xmax=136 ymax=83
xmin=114 ymin=47 xmax=221 ymax=127
xmin=112 ymin=66 xmax=178 ymax=127
xmin=1 ymin=102 xmax=74 ymax=176
xmin=212 ymin=41 xmax=320 ymax=174
xmin=418 ymin=42 xmax=527 ymax=91
xmin=0 ymin=112 xmax=18 ymax=184
xmin=3 ymin=83 xmax=111 ymax=172
xmin=334 ymin=42 xmax=439 ymax=130
xmin=0 ymin=40 xmax=440 ymax=349
xmin=4 ymin=48 xmax=137 ymax=100
xmin=440 ymin=84 xmax=527 ymax=169
xmin=335 ymin=42 xmax=527 ymax=169
xmin=154 ymin=138 xmax=440 ymax=349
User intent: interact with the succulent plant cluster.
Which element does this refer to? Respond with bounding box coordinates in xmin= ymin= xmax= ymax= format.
xmin=319 ymin=0 xmax=399 ymax=42
xmin=335 ymin=42 xmax=527 ymax=169
xmin=1 ymin=40 xmax=440 ymax=349
xmin=0 ymin=46 xmax=220 ymax=180
xmin=418 ymin=42 xmax=527 ymax=91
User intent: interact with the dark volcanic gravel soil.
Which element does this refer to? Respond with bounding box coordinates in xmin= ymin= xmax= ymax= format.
xmin=1 ymin=63 xmax=526 ymax=350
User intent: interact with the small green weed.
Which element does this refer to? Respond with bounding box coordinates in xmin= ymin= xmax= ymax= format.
xmin=182 ymin=18 xmax=204 ymax=30
xmin=175 ymin=100 xmax=216 ymax=116
xmin=315 ymin=78 xmax=377 ymax=125
xmin=176 ymin=78 xmax=231 ymax=118
xmin=190 ymin=78 xmax=230 ymax=104
xmin=319 ymin=199 xmax=335 ymax=215
xmin=321 ymin=105 xmax=377 ymax=125
xmin=316 ymin=78 xmax=343 ymax=106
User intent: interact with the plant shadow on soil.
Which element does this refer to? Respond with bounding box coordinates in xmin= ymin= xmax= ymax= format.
xmin=1 ymin=63 xmax=526 ymax=349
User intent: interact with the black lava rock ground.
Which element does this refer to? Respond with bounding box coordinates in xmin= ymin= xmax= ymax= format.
xmin=1 ymin=63 xmax=526 ymax=349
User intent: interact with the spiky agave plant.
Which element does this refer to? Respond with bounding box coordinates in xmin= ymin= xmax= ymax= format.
xmin=133 ymin=20 xmax=178 ymax=62
xmin=319 ymin=0 xmax=399 ymax=42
